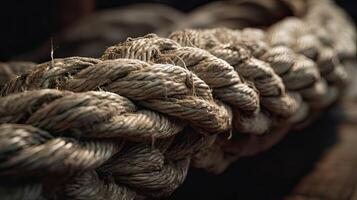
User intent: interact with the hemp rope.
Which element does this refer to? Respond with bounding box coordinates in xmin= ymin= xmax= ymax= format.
xmin=0 ymin=0 xmax=356 ymax=199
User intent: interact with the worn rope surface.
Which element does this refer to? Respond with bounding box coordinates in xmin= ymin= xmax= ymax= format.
xmin=0 ymin=0 xmax=356 ymax=199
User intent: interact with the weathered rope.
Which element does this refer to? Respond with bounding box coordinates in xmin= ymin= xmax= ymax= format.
xmin=0 ymin=89 xmax=193 ymax=199
xmin=103 ymin=34 xmax=259 ymax=113
xmin=0 ymin=0 xmax=355 ymax=199
xmin=169 ymin=29 xmax=300 ymax=111
xmin=1 ymin=57 xmax=230 ymax=135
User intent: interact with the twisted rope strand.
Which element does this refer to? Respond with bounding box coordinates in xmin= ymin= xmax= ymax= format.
xmin=1 ymin=58 xmax=230 ymax=135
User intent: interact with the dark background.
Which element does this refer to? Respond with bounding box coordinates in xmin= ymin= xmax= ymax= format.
xmin=0 ymin=0 xmax=356 ymax=61
xmin=166 ymin=107 xmax=341 ymax=200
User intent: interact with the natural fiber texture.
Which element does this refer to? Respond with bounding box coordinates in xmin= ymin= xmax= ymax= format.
xmin=0 ymin=0 xmax=355 ymax=199
xmin=102 ymin=34 xmax=259 ymax=113
xmin=0 ymin=61 xmax=36 ymax=89
xmin=0 ymin=89 xmax=192 ymax=199
xmin=169 ymin=29 xmax=301 ymax=128
xmin=1 ymin=57 xmax=230 ymax=135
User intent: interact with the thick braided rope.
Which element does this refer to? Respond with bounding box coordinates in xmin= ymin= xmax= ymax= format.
xmin=207 ymin=27 xmax=335 ymax=110
xmin=102 ymin=34 xmax=259 ymax=113
xmin=169 ymin=29 xmax=301 ymax=131
xmin=166 ymin=29 xmax=316 ymax=171
xmin=162 ymin=0 xmax=353 ymax=171
xmin=0 ymin=57 xmax=229 ymax=198
xmin=165 ymin=1 xmax=353 ymax=169
xmin=0 ymin=57 xmax=230 ymax=199
xmin=239 ymin=28 xmax=340 ymax=110
xmin=0 ymin=89 xmax=195 ymax=199
xmin=0 ymin=0 xmax=355 ymax=199
xmin=1 ymin=57 xmax=230 ymax=135
xmin=268 ymin=0 xmax=353 ymax=88
xmin=101 ymin=34 xmax=276 ymax=135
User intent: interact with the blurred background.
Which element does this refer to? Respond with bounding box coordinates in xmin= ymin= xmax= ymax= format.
xmin=0 ymin=0 xmax=356 ymax=62
xmin=0 ymin=1 xmax=356 ymax=199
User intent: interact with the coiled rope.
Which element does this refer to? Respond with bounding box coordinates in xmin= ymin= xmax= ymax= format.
xmin=0 ymin=0 xmax=356 ymax=199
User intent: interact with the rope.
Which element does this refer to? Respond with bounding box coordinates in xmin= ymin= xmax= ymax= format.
xmin=0 ymin=61 xmax=36 ymax=89
xmin=0 ymin=0 xmax=355 ymax=199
